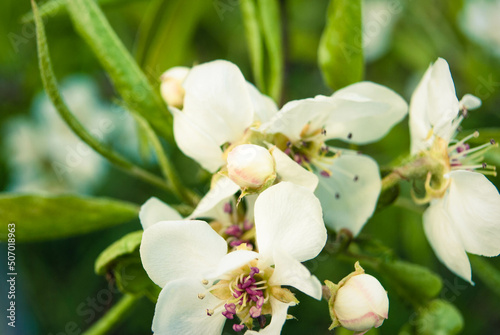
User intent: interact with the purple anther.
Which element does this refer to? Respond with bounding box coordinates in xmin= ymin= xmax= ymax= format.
xmin=320 ymin=170 xmax=330 ymax=178
xmin=256 ymin=296 xmax=265 ymax=308
xmin=249 ymin=267 xmax=260 ymax=276
xmin=294 ymin=154 xmax=302 ymax=164
xmin=224 ymin=202 xmax=233 ymax=214
xmin=225 ymin=303 xmax=237 ymax=314
xmin=222 ymin=310 xmax=234 ymax=319
xmin=233 ymin=324 xmax=245 ymax=332
xmin=482 ymin=162 xmax=488 ymax=168
xmin=249 ymin=305 xmax=262 ymax=318
xmin=229 ymin=240 xmax=244 ymax=247
xmin=284 ymin=148 xmax=291 ymax=155
xmin=243 ymin=219 xmax=254 ymax=231
xmin=491 ymin=139 xmax=496 ymax=145
xmin=226 ymin=225 xmax=242 ymax=237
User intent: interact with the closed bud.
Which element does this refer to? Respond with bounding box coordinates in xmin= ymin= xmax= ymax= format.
xmin=160 ymin=66 xmax=190 ymax=109
xmin=325 ymin=262 xmax=389 ymax=335
xmin=227 ymin=144 xmax=275 ymax=189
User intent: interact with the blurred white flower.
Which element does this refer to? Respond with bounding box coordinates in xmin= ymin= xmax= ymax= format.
xmin=140 ymin=182 xmax=327 ymax=334
xmin=160 ymin=66 xmax=190 ymax=109
xmin=326 ymin=262 xmax=388 ymax=335
xmin=409 ymin=58 xmax=500 ymax=283
xmin=3 ymin=75 xmax=138 ymax=194
xmin=261 ymin=82 xmax=408 ymax=236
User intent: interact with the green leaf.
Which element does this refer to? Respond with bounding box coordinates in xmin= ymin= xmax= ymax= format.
xmin=469 ymin=255 xmax=500 ymax=298
xmin=240 ymin=0 xmax=266 ymax=92
xmin=113 ymin=257 xmax=161 ymax=302
xmin=65 ymin=0 xmax=173 ymax=142
xmin=378 ymin=260 xmax=443 ymax=306
xmin=95 ymin=231 xmax=143 ymax=275
xmin=318 ymin=0 xmax=363 ymax=91
xmin=415 ymin=300 xmax=463 ymax=335
xmin=0 ymin=194 xmax=139 ymax=242
xmin=257 ymin=0 xmax=283 ymax=102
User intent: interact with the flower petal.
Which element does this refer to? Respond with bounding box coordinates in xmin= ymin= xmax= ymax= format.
xmin=245 ymin=297 xmax=292 ymax=335
xmin=446 ymin=170 xmax=500 ymax=257
xmin=152 ymin=278 xmax=226 ymax=335
xmin=272 ymin=147 xmax=318 ymax=191
xmin=254 ymin=182 xmax=326 ymax=263
xmin=409 ymin=61 xmax=433 ymax=154
xmin=182 ymin=60 xmax=254 ymax=145
xmin=172 ymin=107 xmax=225 ymax=172
xmin=140 ymin=220 xmax=227 ymax=287
xmin=205 ymin=250 xmax=260 ymax=280
xmin=423 ymin=199 xmax=472 ymax=283
xmin=189 ymin=175 xmax=240 ymax=220
xmin=328 ymin=82 xmax=408 ymax=144
xmin=270 ymin=248 xmax=322 ymax=300
xmin=139 ymin=197 xmax=183 ymax=230
xmin=246 ymin=82 xmax=278 ymax=124
xmin=315 ymin=153 xmax=381 ymax=236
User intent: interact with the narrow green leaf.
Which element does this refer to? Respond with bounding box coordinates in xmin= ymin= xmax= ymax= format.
xmin=32 ymin=0 xmax=172 ymax=191
xmin=469 ymin=255 xmax=500 ymax=298
xmin=65 ymin=0 xmax=173 ymax=142
xmin=95 ymin=231 xmax=143 ymax=275
xmin=0 ymin=194 xmax=139 ymax=242
xmin=378 ymin=260 xmax=443 ymax=306
xmin=240 ymin=0 xmax=266 ymax=92
xmin=318 ymin=0 xmax=364 ymax=91
xmin=257 ymin=0 xmax=283 ymax=102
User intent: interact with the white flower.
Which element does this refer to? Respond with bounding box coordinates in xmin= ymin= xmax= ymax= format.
xmin=160 ymin=66 xmax=190 ymax=109
xmin=261 ymin=82 xmax=408 ymax=235
xmin=227 ymin=144 xmax=276 ymax=189
xmin=171 ymin=60 xmax=278 ymax=173
xmin=409 ymin=57 xmax=500 ymax=283
xmin=140 ymin=182 xmax=327 ymax=334
xmin=326 ymin=262 xmax=388 ymax=335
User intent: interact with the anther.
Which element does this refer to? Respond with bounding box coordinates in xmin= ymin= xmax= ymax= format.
xmin=491 ymin=139 xmax=496 ymax=145
xmin=198 ymin=293 xmax=206 ymax=299
xmin=354 ymin=175 xmax=359 ymax=182
xmin=202 ymin=279 xmax=209 ymax=285
xmin=206 ymin=309 xmax=214 ymax=316
xmin=335 ymin=193 xmax=340 ymax=199
xmin=347 ymin=133 xmax=353 ymax=139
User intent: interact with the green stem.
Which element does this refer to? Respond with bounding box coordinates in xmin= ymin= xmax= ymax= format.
xmin=469 ymin=255 xmax=500 ymax=298
xmin=134 ymin=113 xmax=199 ymax=206
xmin=33 ymin=0 xmax=172 ymax=192
xmin=82 ymin=294 xmax=141 ymax=335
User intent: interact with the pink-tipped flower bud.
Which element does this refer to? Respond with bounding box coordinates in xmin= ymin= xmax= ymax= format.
xmin=160 ymin=66 xmax=190 ymax=109
xmin=325 ymin=262 xmax=389 ymax=335
xmin=227 ymin=144 xmax=275 ymax=189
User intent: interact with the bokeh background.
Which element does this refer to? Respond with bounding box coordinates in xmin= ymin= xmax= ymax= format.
xmin=1 ymin=0 xmax=500 ymax=334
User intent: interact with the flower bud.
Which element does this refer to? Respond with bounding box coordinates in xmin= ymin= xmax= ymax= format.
xmin=227 ymin=144 xmax=275 ymax=189
xmin=160 ymin=66 xmax=190 ymax=109
xmin=325 ymin=262 xmax=388 ymax=334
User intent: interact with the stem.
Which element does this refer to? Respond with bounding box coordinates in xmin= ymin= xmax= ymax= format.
xmin=33 ymin=2 xmax=173 ymax=192
xmin=82 ymin=294 xmax=141 ymax=335
xmin=134 ymin=113 xmax=198 ymax=206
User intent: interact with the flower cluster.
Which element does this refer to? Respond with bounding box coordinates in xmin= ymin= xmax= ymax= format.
xmin=138 ymin=58 xmax=500 ymax=334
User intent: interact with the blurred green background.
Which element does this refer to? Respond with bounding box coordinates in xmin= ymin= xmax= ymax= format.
xmin=1 ymin=0 xmax=500 ymax=334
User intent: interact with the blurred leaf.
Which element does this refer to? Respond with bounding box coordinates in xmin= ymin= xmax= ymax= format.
xmin=240 ymin=0 xmax=265 ymax=91
xmin=318 ymin=0 xmax=363 ymax=91
xmin=113 ymin=257 xmax=161 ymax=302
xmin=378 ymin=260 xmax=443 ymax=306
xmin=257 ymin=0 xmax=283 ymax=102
xmin=457 ymin=127 xmax=500 ymax=144
xmin=415 ymin=300 xmax=463 ymax=335
xmin=65 ymin=0 xmax=173 ymax=142
xmin=0 ymin=194 xmax=138 ymax=242
xmin=469 ymin=255 xmax=500 ymax=298
xmin=376 ymin=177 xmax=400 ymax=213
xmin=21 ymin=0 xmax=148 ymax=23
xmin=95 ymin=231 xmax=143 ymax=275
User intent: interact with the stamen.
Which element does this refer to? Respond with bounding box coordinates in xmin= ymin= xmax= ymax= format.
xmin=448 ymin=131 xmax=479 ymax=153
xmin=224 ymin=202 xmax=233 ymax=214
xmin=198 ymin=293 xmax=206 ymax=299
xmin=233 ymin=324 xmax=245 ymax=332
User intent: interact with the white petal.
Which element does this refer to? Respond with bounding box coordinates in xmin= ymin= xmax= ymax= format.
xmin=140 ymin=220 xmax=227 ymax=287
xmin=189 ymin=175 xmax=240 ymax=219
xmin=427 ymin=58 xmax=459 ymax=139
xmin=272 ymin=147 xmax=318 ymax=191
xmin=139 ymin=197 xmax=183 ymax=230
xmin=205 ymin=250 xmax=259 ymax=280
xmin=254 ymin=182 xmax=327 ymax=263
xmin=409 ymin=62 xmax=433 ymax=154
xmin=459 ymin=94 xmax=481 ymax=110
xmin=270 ymin=248 xmax=322 ymax=300
xmin=261 ymin=98 xmax=332 ymax=142
xmin=245 ymin=298 xmax=292 ymax=335
xmin=423 ymin=200 xmax=472 ymax=283
xmin=446 ymin=170 xmax=500 ymax=257
xmin=315 ymin=154 xmax=381 ymax=236
xmin=182 ymin=60 xmax=254 ymax=145
xmin=246 ymin=82 xmax=278 ymax=124
xmin=172 ymin=107 xmax=224 ymax=172
xmin=152 ymin=278 xmax=226 ymax=335
xmin=329 ymin=82 xmax=408 ymax=144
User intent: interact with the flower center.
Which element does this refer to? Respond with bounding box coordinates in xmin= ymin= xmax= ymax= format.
xmin=210 ymin=201 xmax=256 ymax=250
